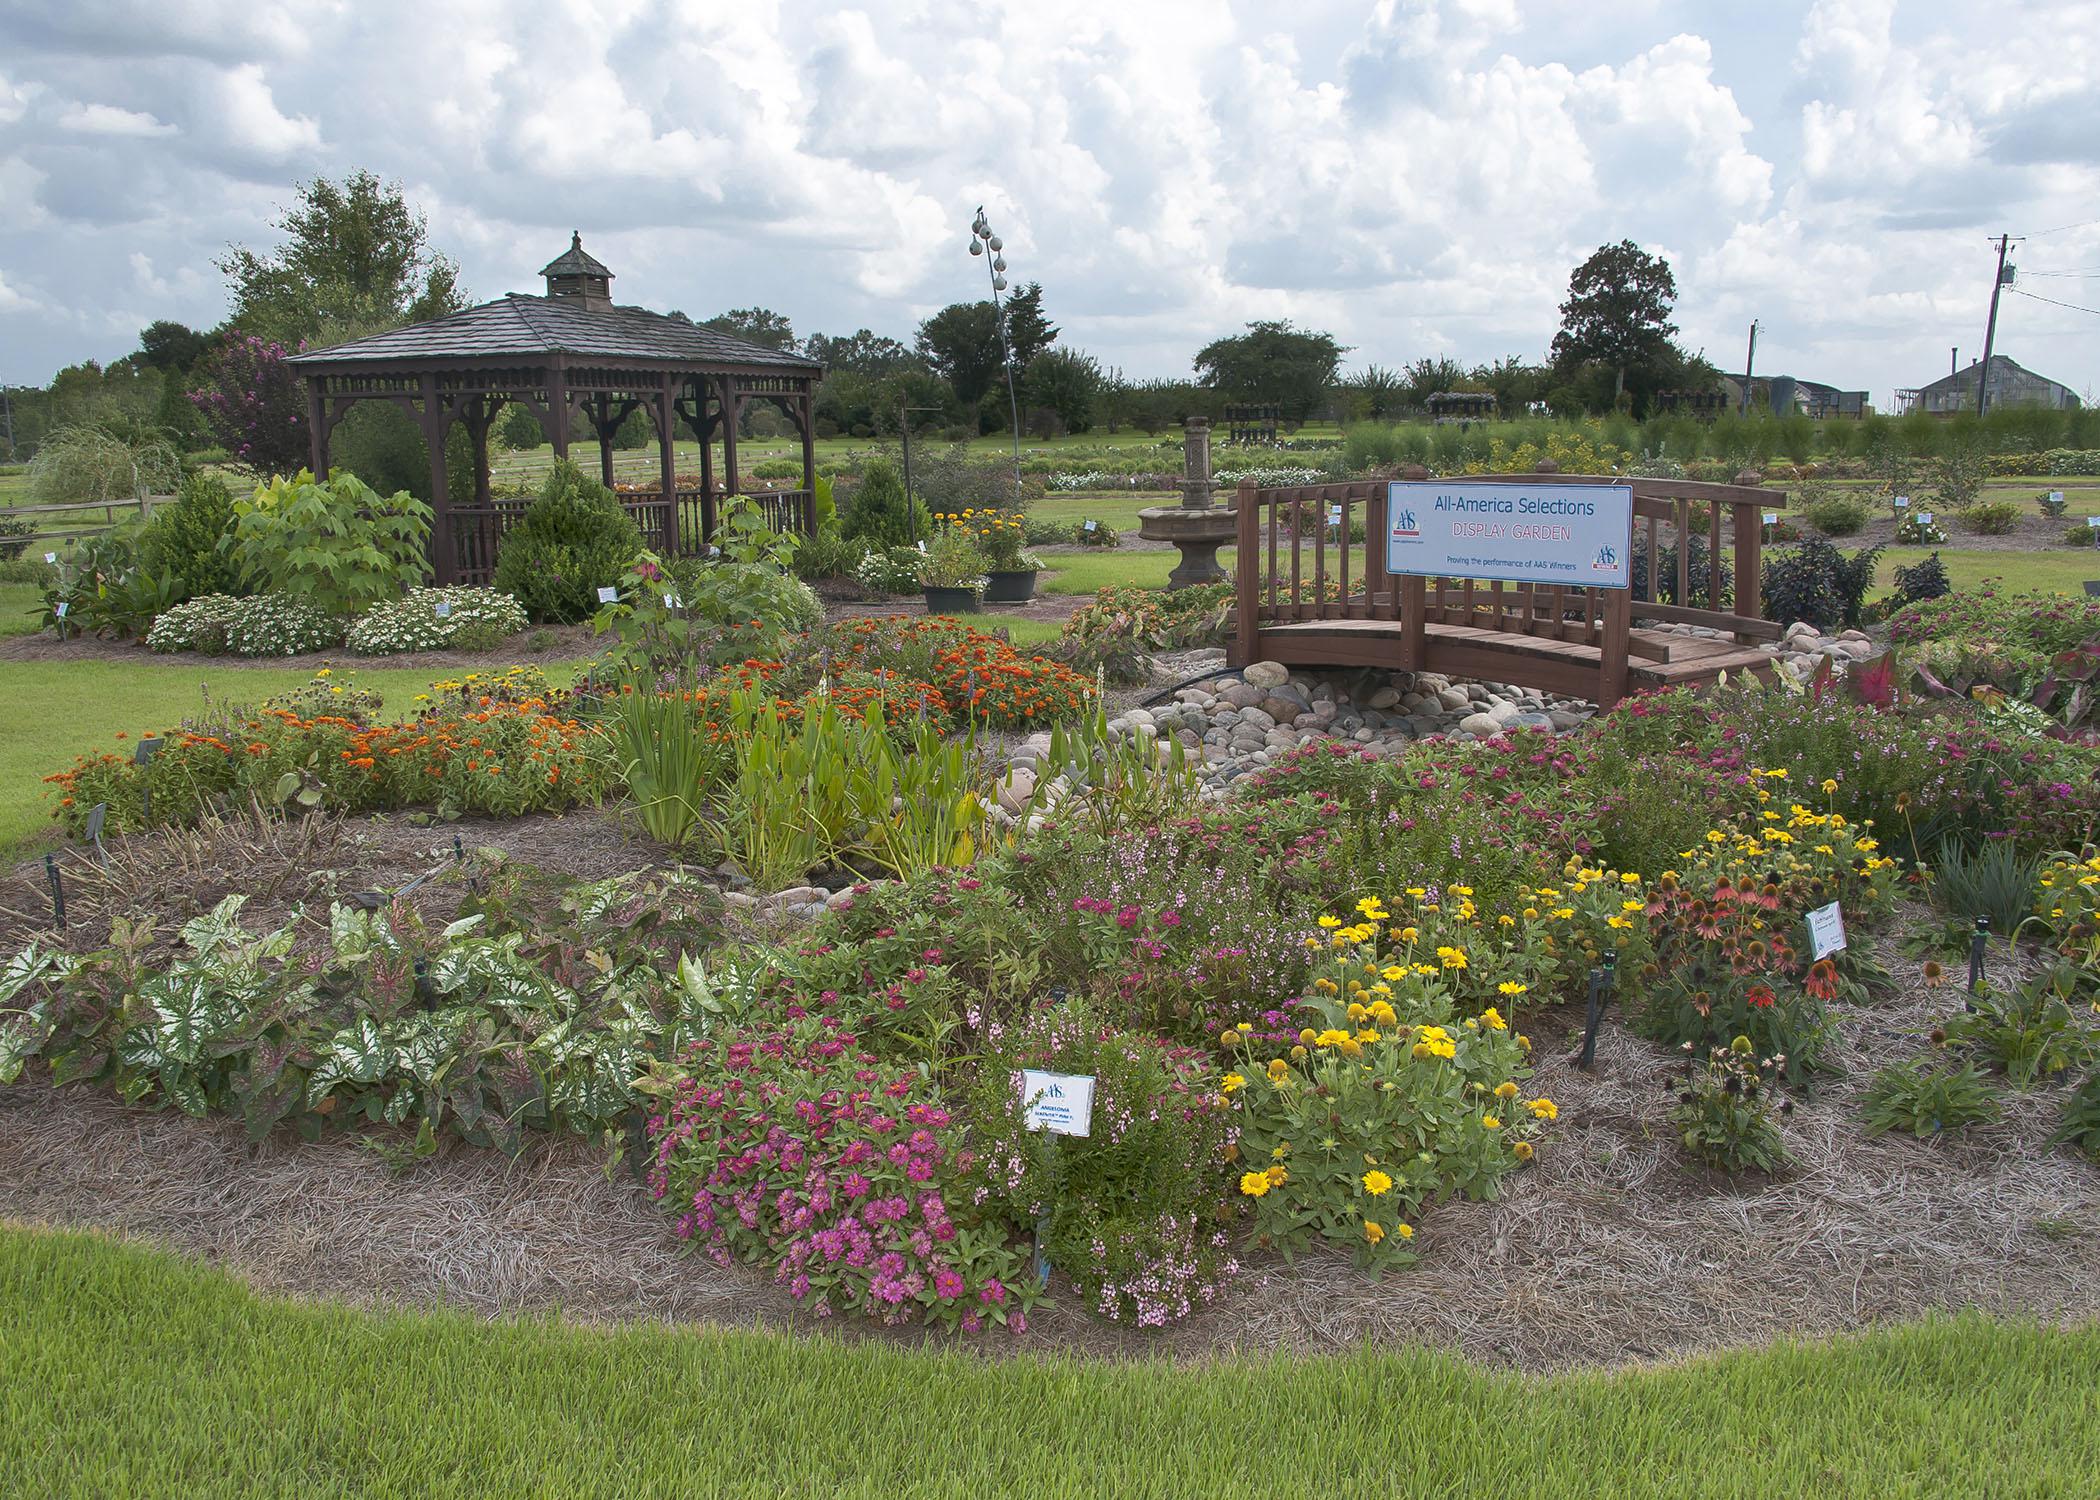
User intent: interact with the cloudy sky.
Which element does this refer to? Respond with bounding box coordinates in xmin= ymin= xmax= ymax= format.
xmin=2 ymin=0 xmax=2096 ymax=406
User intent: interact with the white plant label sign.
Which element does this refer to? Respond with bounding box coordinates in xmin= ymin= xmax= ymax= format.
xmin=1020 ymin=1070 xmax=1095 ymax=1137
xmin=1917 ymin=512 xmax=1934 ymax=526
xmin=2049 ymin=491 xmax=2065 ymax=505
xmin=1806 ymin=901 xmax=1847 ymax=961
xmin=1762 ymin=511 xmax=1778 ymax=526
xmin=1083 ymin=520 xmax=1098 ymax=533
xmin=43 ymin=552 xmax=57 ymax=564
xmin=434 ymin=599 xmax=452 ymax=618
xmin=2087 ymin=516 xmax=2100 ymax=530
xmin=1893 ymin=495 xmax=1909 ymax=508
xmin=664 ymin=593 xmax=682 ymax=609
xmin=596 ymin=586 xmax=619 ymax=604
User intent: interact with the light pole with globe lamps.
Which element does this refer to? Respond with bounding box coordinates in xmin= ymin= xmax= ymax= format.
xmin=968 ymin=207 xmax=1025 ymax=505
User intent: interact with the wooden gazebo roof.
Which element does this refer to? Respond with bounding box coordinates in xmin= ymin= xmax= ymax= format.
xmin=287 ymin=233 xmax=824 ymax=586
xmin=286 ymin=293 xmax=820 ymax=375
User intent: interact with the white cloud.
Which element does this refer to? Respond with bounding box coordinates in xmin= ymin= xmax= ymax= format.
xmin=212 ymin=62 xmax=321 ymax=159
xmin=0 ymin=270 xmax=38 ymax=313
xmin=0 ymin=0 xmax=2094 ymax=405
xmin=57 ymin=102 xmax=177 ymax=137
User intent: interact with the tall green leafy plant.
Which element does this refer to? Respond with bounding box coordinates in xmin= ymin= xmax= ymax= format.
xmin=226 ymin=470 xmax=432 ymax=615
xmin=139 ymin=471 xmax=245 ymax=600
xmin=609 ymin=681 xmax=727 ymax=850
xmin=493 ymin=460 xmax=644 ymax=623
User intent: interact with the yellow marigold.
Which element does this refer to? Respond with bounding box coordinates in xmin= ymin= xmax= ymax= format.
xmin=1313 ymin=978 xmax=1339 ymax=995
xmin=1299 ymin=1028 xmax=1317 ymax=1045
xmin=1451 ymin=885 xmax=1474 ymax=897
xmin=1494 ymin=1081 xmax=1519 ymax=1099
xmin=1221 ymin=1073 xmax=1245 ymax=1093
xmin=1239 ymin=1172 xmax=1271 ymax=1197
xmin=1265 ymin=1164 xmax=1288 ymax=1186
xmin=1346 ymin=1002 xmax=1368 ymax=1023
xmin=1219 ymin=1030 xmax=1239 ymax=1047
xmin=1271 ymin=1143 xmax=1290 ymax=1160
xmin=1339 ymin=1038 xmax=1364 ymax=1059
xmin=1290 ymin=1044 xmax=1308 ymax=1060
xmin=1362 ymin=1169 xmax=1393 ymax=1195
xmin=1399 ymin=926 xmax=1420 ymax=944
xmin=1821 ymin=778 xmax=1838 ymax=794
xmin=1405 ymin=887 xmax=1427 ymax=898
xmin=1318 ymin=914 xmax=1341 ymax=929
xmin=1356 ymin=897 xmax=1388 ymax=919
xmin=1364 ymin=1220 xmax=1385 ymax=1245
xmin=1517 ymin=1034 xmax=1531 ymax=1052
xmin=1528 ymin=1097 xmax=1558 ymax=1121
xmin=1368 ymin=1000 xmax=1398 ymax=1026
xmin=1479 ymin=1006 xmax=1507 ymax=1031
xmin=1437 ymin=946 xmax=1469 ymax=970
xmin=1395 ymin=1222 xmax=1415 ymax=1240
xmin=1513 ymin=1141 xmax=1534 ymax=1162
xmin=1482 ymin=1114 xmax=1502 ymax=1130
xmin=1315 ymin=1028 xmax=1350 ymax=1049
xmin=1267 ymin=1058 xmax=1291 ymax=1084
xmin=1498 ymin=981 xmax=1527 ymax=997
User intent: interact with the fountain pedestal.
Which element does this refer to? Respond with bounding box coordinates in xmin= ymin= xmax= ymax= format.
xmin=1136 ymin=416 xmax=1238 ymax=589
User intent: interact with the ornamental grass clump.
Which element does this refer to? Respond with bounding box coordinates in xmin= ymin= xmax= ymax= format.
xmin=640 ymin=1019 xmax=1038 ymax=1332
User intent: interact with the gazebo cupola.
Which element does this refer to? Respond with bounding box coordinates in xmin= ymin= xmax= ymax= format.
xmin=540 ymin=231 xmax=614 ymax=310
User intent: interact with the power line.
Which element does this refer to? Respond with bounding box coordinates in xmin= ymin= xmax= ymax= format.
xmin=2009 ymin=287 xmax=2100 ymax=318
xmin=2029 ymin=217 xmax=2100 ymax=237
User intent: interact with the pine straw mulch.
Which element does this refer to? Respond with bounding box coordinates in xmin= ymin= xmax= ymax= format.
xmin=4 ymin=895 xmax=2099 ymax=1371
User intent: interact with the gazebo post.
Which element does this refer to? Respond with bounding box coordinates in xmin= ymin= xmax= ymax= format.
xmin=696 ymin=384 xmax=716 ymax=547
xmin=546 ymin=362 xmax=571 ymax=459
xmin=306 ymin=377 xmax=328 ymax=478
xmin=467 ymin=398 xmax=493 ymax=507
xmin=798 ymin=384 xmax=816 ymax=534
xmin=720 ymin=376 xmax=741 ymax=506
xmin=594 ymin=394 xmax=615 ymax=490
xmin=657 ymin=373 xmax=678 ymax=556
xmin=420 ymin=372 xmax=456 ymax=586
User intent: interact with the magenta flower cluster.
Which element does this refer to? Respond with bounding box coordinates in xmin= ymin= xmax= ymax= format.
xmin=646 ymin=1019 xmax=1037 ymax=1331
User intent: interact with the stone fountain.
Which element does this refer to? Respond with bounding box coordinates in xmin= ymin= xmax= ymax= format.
xmin=1137 ymin=416 xmax=1239 ymax=589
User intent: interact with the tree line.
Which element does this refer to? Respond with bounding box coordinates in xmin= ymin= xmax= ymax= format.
xmin=2 ymin=167 xmax=1718 ymax=485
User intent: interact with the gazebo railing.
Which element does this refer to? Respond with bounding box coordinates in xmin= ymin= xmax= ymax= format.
xmin=446 ymin=488 xmax=815 ymax=587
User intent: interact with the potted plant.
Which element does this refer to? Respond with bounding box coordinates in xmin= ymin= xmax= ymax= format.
xmin=917 ymin=527 xmax=989 ymax=614
xmin=977 ymin=510 xmax=1042 ymax=602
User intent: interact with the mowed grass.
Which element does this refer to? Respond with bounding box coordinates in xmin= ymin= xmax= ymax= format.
xmin=0 ymin=657 xmax=586 ymax=859
xmin=1873 ymin=548 xmax=2100 ymax=596
xmin=3 ymin=1226 xmax=2098 ymax=1499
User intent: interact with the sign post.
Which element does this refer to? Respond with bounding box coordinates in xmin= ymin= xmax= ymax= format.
xmin=1385 ymin=481 xmax=1634 ymax=588
xmin=1020 ymin=1070 xmax=1094 ymax=1287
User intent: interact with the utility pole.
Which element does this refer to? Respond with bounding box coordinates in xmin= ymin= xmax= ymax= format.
xmin=1739 ymin=321 xmax=1760 ymax=417
xmin=1976 ymin=234 xmax=2015 ymax=416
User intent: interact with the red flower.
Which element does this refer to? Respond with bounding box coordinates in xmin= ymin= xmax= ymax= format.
xmin=1745 ymin=984 xmax=1776 ymax=1010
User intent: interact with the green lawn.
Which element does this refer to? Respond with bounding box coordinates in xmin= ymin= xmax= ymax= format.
xmin=3 ymin=1226 xmax=2095 ymax=1498
xmin=1875 ymin=548 xmax=2100 ymax=596
xmin=0 ymin=581 xmax=42 ymax=637
xmin=0 ymin=658 xmax=586 ymax=859
xmin=1041 ymin=550 xmax=1174 ymax=594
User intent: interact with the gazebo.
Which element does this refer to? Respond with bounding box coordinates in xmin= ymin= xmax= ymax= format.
xmin=287 ymin=233 xmax=825 ymax=584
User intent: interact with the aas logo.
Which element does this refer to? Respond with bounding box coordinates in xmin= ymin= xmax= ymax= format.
xmin=1591 ymin=543 xmax=1619 ymax=571
xmin=1392 ymin=508 xmax=1420 ymax=538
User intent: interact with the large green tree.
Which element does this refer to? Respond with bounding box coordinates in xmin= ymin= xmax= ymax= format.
xmin=1002 ymin=283 xmax=1057 ymax=368
xmin=916 ymin=301 xmax=1007 ymax=406
xmin=1192 ymin=321 xmax=1347 ymax=424
xmin=805 ymin=328 xmax=921 ymax=375
xmin=702 ymin=307 xmax=797 ymax=351
xmin=1549 ymin=240 xmax=1680 ymax=410
xmin=218 ymin=170 xmax=465 ymax=346
xmin=1020 ymin=347 xmax=1101 ymax=435
xmin=137 ymin=320 xmax=212 ymax=374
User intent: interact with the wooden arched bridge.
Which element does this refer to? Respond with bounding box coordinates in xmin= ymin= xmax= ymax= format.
xmin=1228 ymin=470 xmax=1783 ymax=709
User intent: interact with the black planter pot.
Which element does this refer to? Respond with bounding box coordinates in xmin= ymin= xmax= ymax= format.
xmin=922 ymin=585 xmax=982 ymax=614
xmin=983 ymin=568 xmax=1039 ymax=604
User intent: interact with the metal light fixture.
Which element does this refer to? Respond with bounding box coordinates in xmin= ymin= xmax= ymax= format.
xmin=969 ymin=205 xmax=1024 ymax=504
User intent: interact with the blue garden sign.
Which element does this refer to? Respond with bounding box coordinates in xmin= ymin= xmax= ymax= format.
xmin=1386 ymin=480 xmax=1634 ymax=590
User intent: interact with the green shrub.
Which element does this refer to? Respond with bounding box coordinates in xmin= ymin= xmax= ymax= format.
xmin=1889 ymin=552 xmax=1951 ymax=607
xmin=144 ymin=593 xmax=243 ymax=654
xmin=1958 ymin=501 xmax=2020 ymax=536
xmin=1799 ymin=494 xmax=1870 ymax=536
xmin=1861 ymin=1060 xmax=1999 ymax=1139
xmin=791 ymin=526 xmax=866 ymax=582
xmin=492 ymin=460 xmax=644 ymax=623
xmin=2064 ymin=522 xmax=2098 ymax=549
xmin=840 ymin=458 xmax=929 ymax=547
xmin=344 ymin=587 xmax=528 ymax=654
xmin=0 ymin=518 xmax=36 ymax=560
xmin=748 ymin=457 xmax=803 ymax=480
xmin=138 ymin=472 xmax=244 ymax=600
xmin=1761 ymin=538 xmax=1881 ymax=630
xmin=852 ymin=545 xmax=922 ymax=596
xmin=229 ymin=471 xmax=432 ymax=616
xmin=2051 ymin=1069 xmax=2100 ymax=1156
